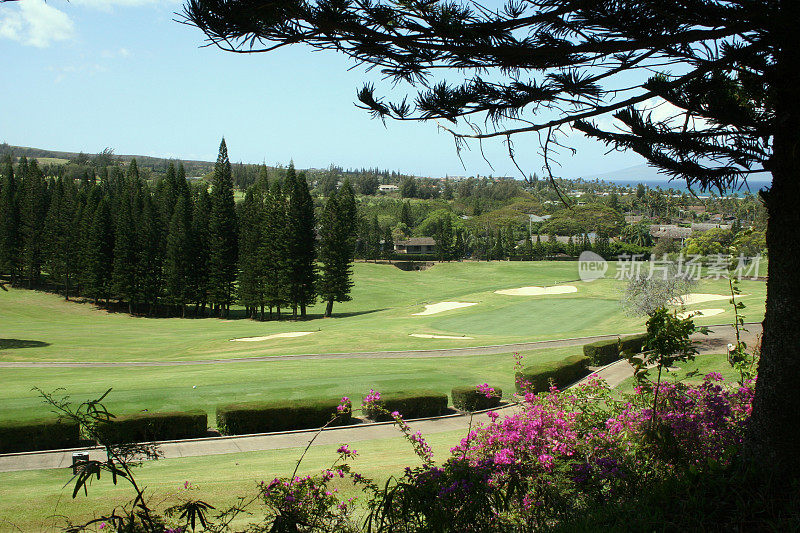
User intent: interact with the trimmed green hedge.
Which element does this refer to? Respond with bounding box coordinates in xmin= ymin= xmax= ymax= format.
xmin=583 ymin=339 xmax=621 ymax=366
xmin=451 ymin=386 xmax=502 ymax=412
xmin=216 ymin=398 xmax=351 ymax=436
xmin=515 ymin=354 xmax=591 ymax=393
xmin=620 ymin=334 xmax=648 ymax=355
xmin=0 ymin=418 xmax=80 ymax=453
xmin=97 ymin=411 xmax=207 ymax=443
xmin=362 ymin=390 xmax=448 ymax=421
xmin=583 ymin=334 xmax=649 ymax=366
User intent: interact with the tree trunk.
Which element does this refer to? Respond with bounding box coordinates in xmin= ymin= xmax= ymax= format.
xmin=325 ymin=299 xmax=334 ymax=318
xmin=300 ymin=302 xmax=306 ymax=318
xmin=746 ymin=9 xmax=800 ymax=478
xmin=292 ymin=303 xmax=297 ymax=320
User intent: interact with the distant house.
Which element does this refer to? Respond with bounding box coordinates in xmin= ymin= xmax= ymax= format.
xmin=625 ymin=215 xmax=644 ymax=224
xmin=378 ymin=184 xmax=400 ymax=193
xmin=691 ymin=222 xmax=732 ymax=232
xmin=650 ymin=224 xmax=692 ymax=243
xmin=395 ymin=237 xmax=437 ymax=254
xmin=528 ymin=214 xmax=552 ymax=223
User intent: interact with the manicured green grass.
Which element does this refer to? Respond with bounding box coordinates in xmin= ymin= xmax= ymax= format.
xmin=0 ymin=262 xmax=767 ymax=364
xmin=0 ymin=429 xmax=465 ymax=532
xmin=0 ymin=261 xmax=766 ymax=423
xmin=0 ymin=348 xmax=573 ymax=424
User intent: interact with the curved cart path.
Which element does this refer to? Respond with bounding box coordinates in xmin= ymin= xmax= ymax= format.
xmin=0 ymin=324 xmax=761 ymax=472
xmin=0 ymin=323 xmax=760 ymax=368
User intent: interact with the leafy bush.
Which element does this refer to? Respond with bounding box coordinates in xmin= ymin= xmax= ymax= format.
xmin=217 ymin=398 xmax=351 ymax=435
xmin=362 ymin=390 xmax=448 ymax=421
xmin=97 ymin=411 xmax=208 ymax=443
xmin=451 ymin=385 xmax=502 ymax=412
xmin=515 ymin=354 xmax=591 ymax=393
xmin=583 ymin=339 xmax=621 ymax=366
xmin=0 ymin=418 xmax=80 ymax=453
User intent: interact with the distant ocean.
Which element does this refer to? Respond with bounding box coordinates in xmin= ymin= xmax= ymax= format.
xmin=601 ymin=178 xmax=771 ymax=196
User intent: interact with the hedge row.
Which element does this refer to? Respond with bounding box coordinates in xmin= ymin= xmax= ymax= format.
xmin=583 ymin=334 xmax=648 ymax=366
xmin=362 ymin=390 xmax=448 ymax=421
xmin=0 ymin=418 xmax=80 ymax=453
xmin=216 ymin=398 xmax=351 ymax=436
xmin=515 ymin=354 xmax=591 ymax=393
xmin=97 ymin=411 xmax=208 ymax=444
xmin=451 ymin=386 xmax=503 ymax=412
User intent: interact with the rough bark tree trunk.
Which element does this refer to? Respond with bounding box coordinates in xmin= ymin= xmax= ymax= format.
xmin=746 ymin=4 xmax=800 ymax=478
xmin=325 ymin=299 xmax=334 ymax=318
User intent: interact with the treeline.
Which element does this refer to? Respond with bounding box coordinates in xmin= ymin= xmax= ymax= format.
xmin=354 ymin=209 xmax=647 ymax=263
xmin=0 ymin=140 xmax=357 ymax=319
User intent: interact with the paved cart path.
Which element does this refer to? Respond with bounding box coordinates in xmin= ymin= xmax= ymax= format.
xmin=0 ymin=323 xmax=760 ymax=472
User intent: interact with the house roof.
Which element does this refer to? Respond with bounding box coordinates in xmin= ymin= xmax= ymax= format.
xmin=649 ymin=224 xmax=692 ymax=239
xmin=396 ymin=237 xmax=437 ymax=246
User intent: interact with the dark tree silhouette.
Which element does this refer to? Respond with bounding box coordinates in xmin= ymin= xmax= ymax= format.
xmin=183 ymin=0 xmax=798 ymax=476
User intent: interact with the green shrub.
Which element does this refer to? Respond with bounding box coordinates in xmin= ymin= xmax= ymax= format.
xmin=363 ymin=390 xmax=448 ymax=421
xmin=97 ymin=411 xmax=207 ymax=443
xmin=620 ymin=333 xmax=648 ymax=355
xmin=216 ymin=398 xmax=350 ymax=436
xmin=451 ymin=386 xmax=503 ymax=412
xmin=0 ymin=418 xmax=80 ymax=453
xmin=515 ymin=354 xmax=591 ymax=393
xmin=583 ymin=339 xmax=621 ymax=366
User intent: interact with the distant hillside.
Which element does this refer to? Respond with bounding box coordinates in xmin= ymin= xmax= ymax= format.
xmin=0 ymin=143 xmax=216 ymax=177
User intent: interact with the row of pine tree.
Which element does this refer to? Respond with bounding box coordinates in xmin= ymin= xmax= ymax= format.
xmin=0 ymin=140 xmax=357 ymax=319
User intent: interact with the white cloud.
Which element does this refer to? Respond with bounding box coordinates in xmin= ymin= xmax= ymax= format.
xmin=0 ymin=0 xmax=75 ymax=48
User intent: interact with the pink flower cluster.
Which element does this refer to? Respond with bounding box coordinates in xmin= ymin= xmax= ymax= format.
xmin=362 ymin=389 xmax=381 ymax=405
xmin=477 ymin=383 xmax=496 ymax=398
xmin=336 ymin=396 xmax=350 ymax=413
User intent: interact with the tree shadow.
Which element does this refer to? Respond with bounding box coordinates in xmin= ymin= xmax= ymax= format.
xmin=0 ymin=339 xmax=51 ymax=350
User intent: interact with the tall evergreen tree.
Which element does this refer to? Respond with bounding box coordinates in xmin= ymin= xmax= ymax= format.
xmin=318 ymin=180 xmax=357 ymax=317
xmin=19 ymin=159 xmax=48 ymax=287
xmin=262 ymin=178 xmax=290 ymax=319
xmin=83 ymin=197 xmax=114 ymax=303
xmin=0 ymin=154 xmax=20 ymax=282
xmin=112 ymin=160 xmax=142 ymax=313
xmin=207 ymin=139 xmax=238 ymax=316
xmin=189 ymin=187 xmax=211 ymax=315
xmin=164 ymin=196 xmax=192 ymax=316
xmin=237 ymin=186 xmax=266 ymax=318
xmin=285 ymin=165 xmax=316 ymax=318
xmin=139 ymin=190 xmax=164 ymax=315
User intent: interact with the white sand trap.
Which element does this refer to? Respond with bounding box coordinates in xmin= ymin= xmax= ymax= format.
xmin=230 ymin=332 xmax=314 ymax=342
xmin=677 ymin=308 xmax=725 ymax=320
xmin=413 ymin=302 xmax=478 ymax=316
xmin=409 ymin=333 xmax=475 ymax=340
xmin=494 ymin=285 xmax=578 ymax=296
xmin=670 ymin=293 xmax=744 ymax=306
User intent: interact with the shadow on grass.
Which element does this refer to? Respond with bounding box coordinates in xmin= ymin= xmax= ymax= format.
xmin=0 ymin=339 xmax=51 ymax=350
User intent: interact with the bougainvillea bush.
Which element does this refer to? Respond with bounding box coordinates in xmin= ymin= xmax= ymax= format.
xmin=365 ymin=374 xmax=755 ymax=532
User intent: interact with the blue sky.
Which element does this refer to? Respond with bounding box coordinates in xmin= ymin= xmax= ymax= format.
xmin=0 ymin=0 xmax=655 ymax=178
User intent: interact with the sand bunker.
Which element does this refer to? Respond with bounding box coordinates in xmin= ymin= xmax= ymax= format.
xmin=413 ymin=302 xmax=478 ymax=316
xmin=409 ymin=334 xmax=475 ymax=340
xmin=494 ymin=285 xmax=578 ymax=296
xmin=230 ymin=332 xmax=314 ymax=342
xmin=677 ymin=308 xmax=725 ymax=320
xmin=670 ymin=293 xmax=742 ymax=306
